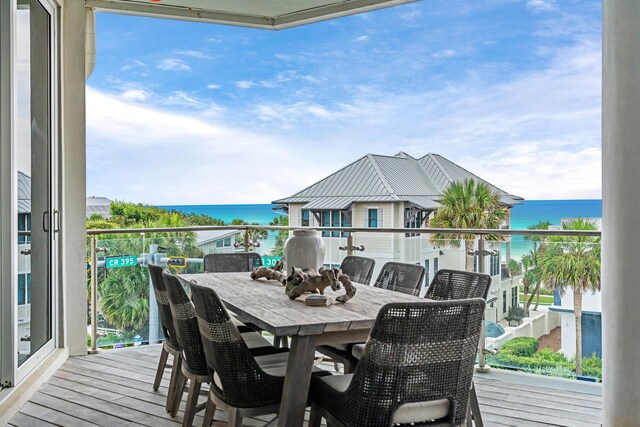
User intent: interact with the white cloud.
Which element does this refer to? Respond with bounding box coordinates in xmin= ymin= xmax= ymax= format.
xmin=353 ymin=35 xmax=369 ymax=42
xmin=245 ymin=38 xmax=602 ymax=200
xmin=527 ymin=0 xmax=557 ymax=12
xmin=86 ymin=86 xmax=327 ymax=204
xmin=432 ymin=49 xmax=457 ymax=58
xmin=175 ymin=50 xmax=213 ymax=60
xmin=120 ymin=59 xmax=146 ymax=71
xmin=207 ymin=84 xmax=221 ymax=90
xmin=235 ymin=80 xmax=256 ymax=89
xmin=118 ymin=89 xmax=150 ymax=102
xmin=157 ymin=58 xmax=191 ymax=71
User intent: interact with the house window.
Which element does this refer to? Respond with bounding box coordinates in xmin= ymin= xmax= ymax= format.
xmin=18 ymin=213 xmax=31 ymax=244
xmin=434 ymin=257 xmax=439 ymax=275
xmin=424 ymin=259 xmax=430 ymax=286
xmin=503 ymin=290 xmax=507 ymax=314
xmin=331 ymin=210 xmax=340 ymax=237
xmin=512 ymin=286 xmax=518 ymax=308
xmin=215 ymin=237 xmax=232 ymax=248
xmin=322 ymin=210 xmax=331 ymax=237
xmin=18 ymin=273 xmax=31 ymax=305
xmin=340 ymin=212 xmax=350 ymax=237
xmin=405 ymin=209 xmax=422 ymax=237
xmin=368 ymin=209 xmax=378 ymax=228
xmin=301 ymin=210 xmax=310 ymax=227
xmin=490 ymin=252 xmax=500 ymax=276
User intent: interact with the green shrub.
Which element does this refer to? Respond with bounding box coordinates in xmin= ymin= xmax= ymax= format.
xmin=500 ymin=337 xmax=539 ymax=357
xmin=535 ymin=347 xmax=569 ymax=364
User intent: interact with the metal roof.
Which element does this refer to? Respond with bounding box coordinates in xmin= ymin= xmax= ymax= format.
xmin=17 ymin=171 xmax=31 ymax=214
xmin=86 ymin=196 xmax=113 ymax=219
xmin=86 ymin=0 xmax=417 ymax=30
xmin=273 ymin=152 xmax=523 ymax=209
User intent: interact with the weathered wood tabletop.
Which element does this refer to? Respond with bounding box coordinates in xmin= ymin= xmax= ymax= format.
xmin=179 ymin=272 xmax=425 ymax=427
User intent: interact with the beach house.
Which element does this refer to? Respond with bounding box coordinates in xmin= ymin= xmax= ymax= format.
xmin=273 ymin=151 xmax=524 ymax=320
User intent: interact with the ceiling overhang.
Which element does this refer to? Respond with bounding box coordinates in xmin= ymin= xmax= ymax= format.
xmin=85 ymin=0 xmax=418 ymax=30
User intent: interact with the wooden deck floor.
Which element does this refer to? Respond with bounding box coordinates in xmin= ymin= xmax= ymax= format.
xmin=8 ymin=345 xmax=602 ymax=427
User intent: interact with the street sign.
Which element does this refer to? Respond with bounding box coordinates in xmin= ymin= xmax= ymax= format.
xmin=105 ymin=255 xmax=137 ymax=269
xmin=167 ymin=256 xmax=187 ymax=268
xmin=262 ymin=256 xmax=283 ymax=268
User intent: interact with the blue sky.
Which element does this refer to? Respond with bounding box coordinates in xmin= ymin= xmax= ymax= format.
xmin=86 ymin=0 xmax=602 ymax=204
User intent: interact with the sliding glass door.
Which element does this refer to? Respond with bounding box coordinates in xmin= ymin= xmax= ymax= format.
xmin=0 ymin=0 xmax=59 ymax=387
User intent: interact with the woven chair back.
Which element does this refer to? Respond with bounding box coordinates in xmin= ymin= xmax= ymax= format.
xmin=373 ymin=262 xmax=425 ymax=296
xmin=203 ymin=253 xmax=262 ymax=273
xmin=148 ymin=263 xmax=181 ymax=351
xmin=344 ymin=299 xmax=486 ymax=426
xmin=425 ymin=269 xmax=492 ymax=301
xmin=162 ymin=270 xmax=208 ymax=376
xmin=189 ymin=281 xmax=285 ymax=407
xmin=339 ymin=256 xmax=376 ymax=286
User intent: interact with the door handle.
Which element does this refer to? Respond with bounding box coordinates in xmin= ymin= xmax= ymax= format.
xmin=54 ymin=209 xmax=60 ymax=233
xmin=42 ymin=211 xmax=49 ymax=232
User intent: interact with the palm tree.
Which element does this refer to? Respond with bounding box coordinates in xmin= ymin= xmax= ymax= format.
xmin=539 ymin=218 xmax=601 ymax=376
xmin=270 ymin=215 xmax=289 ymax=257
xmin=523 ymin=221 xmax=551 ymax=310
xmin=521 ymin=248 xmax=542 ymax=316
xmin=429 ymin=179 xmax=508 ymax=272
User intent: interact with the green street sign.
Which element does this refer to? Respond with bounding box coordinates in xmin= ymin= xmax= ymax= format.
xmin=105 ymin=255 xmax=137 ymax=269
xmin=261 ymin=256 xmax=282 ymax=268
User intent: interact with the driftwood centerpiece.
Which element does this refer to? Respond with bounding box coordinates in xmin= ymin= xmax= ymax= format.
xmin=250 ymin=260 xmax=356 ymax=303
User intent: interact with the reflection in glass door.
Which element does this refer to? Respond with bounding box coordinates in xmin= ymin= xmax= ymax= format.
xmin=15 ymin=0 xmax=57 ymax=370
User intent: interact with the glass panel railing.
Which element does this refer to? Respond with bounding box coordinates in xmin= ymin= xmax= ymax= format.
xmin=87 ymin=225 xmax=602 ymax=382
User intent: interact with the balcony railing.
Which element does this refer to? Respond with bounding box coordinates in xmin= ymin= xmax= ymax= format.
xmin=86 ymin=225 xmax=602 ymax=382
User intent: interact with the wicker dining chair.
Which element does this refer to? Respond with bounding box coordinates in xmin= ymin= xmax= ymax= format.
xmin=162 ymin=270 xmax=214 ymax=426
xmin=188 ymin=280 xmax=331 ymax=427
xmin=339 ymin=256 xmax=376 ymax=286
xmin=148 ymin=263 xmax=183 ymax=413
xmin=373 ymin=261 xmax=425 ymax=296
xmin=203 ymin=253 xmax=262 ymax=273
xmin=425 ymin=269 xmax=492 ymax=301
xmin=163 ymin=271 xmax=285 ymax=426
xmin=309 ymin=299 xmax=486 ymax=427
xmin=424 ymin=269 xmax=492 ymax=427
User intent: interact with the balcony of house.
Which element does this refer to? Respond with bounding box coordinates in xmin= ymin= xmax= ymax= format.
xmin=9 ymin=224 xmax=604 ymax=426
xmin=8 ymin=343 xmax=601 ymax=427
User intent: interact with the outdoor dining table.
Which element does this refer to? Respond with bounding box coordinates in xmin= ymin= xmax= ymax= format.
xmin=179 ymin=272 xmax=425 ymax=427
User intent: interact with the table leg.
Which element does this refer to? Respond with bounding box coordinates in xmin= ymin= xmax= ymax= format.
xmin=278 ymin=334 xmax=317 ymax=427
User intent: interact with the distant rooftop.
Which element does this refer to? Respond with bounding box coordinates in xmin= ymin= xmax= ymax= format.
xmin=273 ymin=152 xmax=523 ymax=211
xmin=86 ymin=196 xmax=112 ymax=219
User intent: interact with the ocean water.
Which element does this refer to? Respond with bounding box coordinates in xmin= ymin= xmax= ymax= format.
xmin=162 ymin=200 xmax=603 ymax=259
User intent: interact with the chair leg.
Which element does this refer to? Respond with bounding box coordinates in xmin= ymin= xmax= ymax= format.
xmin=202 ymin=395 xmax=216 ymax=427
xmin=167 ymin=353 xmax=183 ymax=413
xmin=282 ymin=336 xmax=289 ymax=348
xmin=154 ymin=346 xmax=169 ymax=391
xmin=333 ymin=362 xmax=340 ymax=372
xmin=171 ymin=371 xmax=188 ymax=417
xmin=182 ymin=378 xmax=202 ymax=427
xmin=468 ymin=381 xmax=483 ymax=427
xmin=227 ymin=407 xmax=243 ymax=427
xmin=274 ymin=335 xmax=281 ymax=348
xmin=309 ymin=402 xmax=322 ymax=427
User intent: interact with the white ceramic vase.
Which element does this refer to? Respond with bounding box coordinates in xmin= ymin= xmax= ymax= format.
xmin=284 ymin=229 xmax=325 ymax=272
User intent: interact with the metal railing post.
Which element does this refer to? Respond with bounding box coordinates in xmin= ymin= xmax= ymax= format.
xmin=346 ymin=234 xmax=354 ymax=257
xmin=89 ymin=235 xmax=99 ymax=354
xmin=476 ymin=236 xmax=490 ymax=373
xmin=244 ymin=229 xmax=251 ymax=253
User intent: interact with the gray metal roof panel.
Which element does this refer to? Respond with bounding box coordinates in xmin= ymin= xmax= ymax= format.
xmin=371 ymin=154 xmax=441 ymax=196
xmin=274 ymin=153 xmax=523 ymax=207
xmin=17 ymin=171 xmax=31 ymax=214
